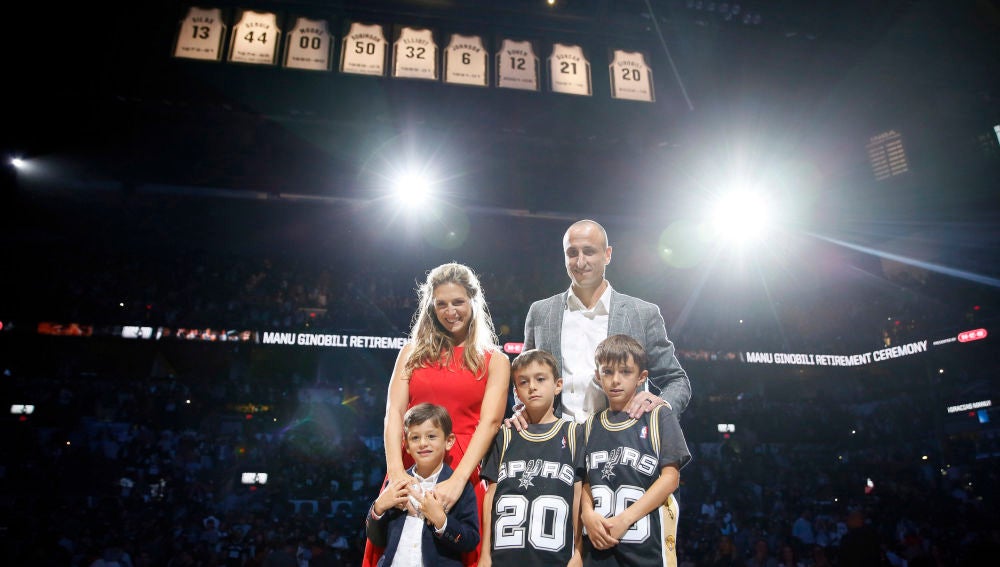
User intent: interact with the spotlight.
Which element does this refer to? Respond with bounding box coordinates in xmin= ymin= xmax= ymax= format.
xmin=393 ymin=172 xmax=432 ymax=202
xmin=8 ymin=156 xmax=34 ymax=174
xmin=709 ymin=191 xmax=771 ymax=243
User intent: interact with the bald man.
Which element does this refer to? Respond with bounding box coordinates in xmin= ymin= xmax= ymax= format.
xmin=521 ymin=219 xmax=691 ymax=566
xmin=523 ymin=219 xmax=690 ymax=421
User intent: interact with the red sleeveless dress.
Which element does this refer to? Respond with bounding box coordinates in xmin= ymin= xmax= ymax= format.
xmin=363 ymin=346 xmax=491 ymax=566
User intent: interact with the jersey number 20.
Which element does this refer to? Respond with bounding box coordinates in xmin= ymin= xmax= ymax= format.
xmin=590 ymin=484 xmax=650 ymax=543
xmin=494 ymin=494 xmax=570 ymax=551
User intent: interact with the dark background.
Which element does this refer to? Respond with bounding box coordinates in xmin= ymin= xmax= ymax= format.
xmin=1 ymin=1 xmax=999 ymax=566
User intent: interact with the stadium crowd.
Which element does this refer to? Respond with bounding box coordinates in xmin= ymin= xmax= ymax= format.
xmin=1 ymin=240 xmax=997 ymax=566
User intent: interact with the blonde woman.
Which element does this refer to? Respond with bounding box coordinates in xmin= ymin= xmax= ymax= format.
xmin=364 ymin=263 xmax=510 ymax=567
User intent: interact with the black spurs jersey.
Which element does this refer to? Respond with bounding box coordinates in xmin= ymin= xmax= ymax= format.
xmin=481 ymin=419 xmax=585 ymax=565
xmin=583 ymin=406 xmax=691 ymax=567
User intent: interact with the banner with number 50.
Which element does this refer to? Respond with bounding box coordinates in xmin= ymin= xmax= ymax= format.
xmin=340 ymin=21 xmax=388 ymax=76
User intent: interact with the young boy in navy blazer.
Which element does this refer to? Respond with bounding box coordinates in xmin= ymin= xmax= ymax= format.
xmin=366 ymin=403 xmax=480 ymax=566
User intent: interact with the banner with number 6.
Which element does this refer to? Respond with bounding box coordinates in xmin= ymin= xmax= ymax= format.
xmin=444 ymin=34 xmax=488 ymax=86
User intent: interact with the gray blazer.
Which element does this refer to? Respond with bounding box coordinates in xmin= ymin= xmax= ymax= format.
xmin=523 ymin=289 xmax=691 ymax=414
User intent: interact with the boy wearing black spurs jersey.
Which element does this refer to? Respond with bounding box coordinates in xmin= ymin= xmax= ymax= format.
xmin=479 ymin=349 xmax=585 ymax=567
xmin=582 ymin=334 xmax=691 ymax=567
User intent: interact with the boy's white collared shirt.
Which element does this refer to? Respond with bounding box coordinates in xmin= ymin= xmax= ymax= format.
xmin=392 ymin=463 xmax=445 ymax=567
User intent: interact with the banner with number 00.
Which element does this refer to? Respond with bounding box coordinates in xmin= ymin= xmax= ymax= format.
xmin=284 ymin=17 xmax=333 ymax=71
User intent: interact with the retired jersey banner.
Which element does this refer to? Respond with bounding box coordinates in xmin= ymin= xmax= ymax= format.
xmin=443 ymin=34 xmax=488 ymax=86
xmin=284 ymin=17 xmax=333 ymax=71
xmin=340 ymin=22 xmax=388 ymax=76
xmin=496 ymin=38 xmax=540 ymax=91
xmin=229 ymin=10 xmax=280 ymax=65
xmin=549 ymin=43 xmax=591 ymax=96
xmin=173 ymin=7 xmax=226 ymax=61
xmin=609 ymin=49 xmax=654 ymax=102
xmin=392 ymin=26 xmax=438 ymax=80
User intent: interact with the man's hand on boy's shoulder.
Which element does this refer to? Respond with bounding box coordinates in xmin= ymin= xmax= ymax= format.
xmin=625 ymin=392 xmax=671 ymax=419
xmin=504 ymin=401 xmax=529 ymax=431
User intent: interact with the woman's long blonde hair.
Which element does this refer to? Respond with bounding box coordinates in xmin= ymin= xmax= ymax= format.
xmin=404 ymin=262 xmax=499 ymax=378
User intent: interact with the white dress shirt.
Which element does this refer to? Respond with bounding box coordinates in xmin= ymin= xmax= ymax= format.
xmin=559 ymin=284 xmax=613 ymax=423
xmin=392 ymin=464 xmax=444 ymax=567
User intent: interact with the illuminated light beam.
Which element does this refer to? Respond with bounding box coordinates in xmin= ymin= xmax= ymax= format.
xmin=277 ymin=416 xmax=312 ymax=436
xmin=805 ymin=232 xmax=1000 ymax=288
xmin=671 ymin=245 xmax=723 ymax=337
xmin=754 ymin=260 xmax=790 ymax=351
xmin=642 ymin=0 xmax=694 ymax=111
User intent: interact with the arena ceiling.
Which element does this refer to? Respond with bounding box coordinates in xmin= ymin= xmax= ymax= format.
xmin=1 ymin=0 xmax=999 ymax=356
xmin=5 ymin=1 xmax=997 ymax=214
